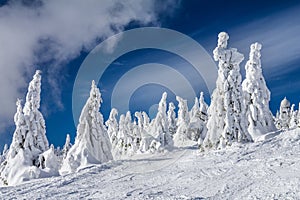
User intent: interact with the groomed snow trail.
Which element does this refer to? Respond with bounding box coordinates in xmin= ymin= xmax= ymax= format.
xmin=1 ymin=129 xmax=300 ymax=199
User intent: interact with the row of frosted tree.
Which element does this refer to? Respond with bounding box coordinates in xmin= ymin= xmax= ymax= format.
xmin=0 ymin=32 xmax=298 ymax=186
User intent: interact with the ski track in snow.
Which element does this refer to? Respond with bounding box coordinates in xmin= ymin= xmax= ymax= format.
xmin=1 ymin=129 xmax=300 ymax=199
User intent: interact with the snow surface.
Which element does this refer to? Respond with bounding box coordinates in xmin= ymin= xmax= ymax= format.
xmin=1 ymin=129 xmax=300 ymax=199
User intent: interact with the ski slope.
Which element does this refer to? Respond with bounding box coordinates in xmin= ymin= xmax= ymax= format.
xmin=1 ymin=129 xmax=300 ymax=199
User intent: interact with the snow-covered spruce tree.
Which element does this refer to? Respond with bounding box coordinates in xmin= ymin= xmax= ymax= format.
xmin=199 ymin=92 xmax=209 ymax=130
xmin=113 ymin=113 xmax=135 ymax=158
xmin=61 ymin=81 xmax=112 ymax=173
xmin=23 ymin=70 xmax=49 ymax=153
xmin=190 ymin=97 xmax=200 ymax=120
xmin=167 ymin=102 xmax=177 ymax=136
xmin=275 ymin=97 xmax=291 ymax=130
xmin=62 ymin=134 xmax=72 ymax=159
xmin=289 ymin=104 xmax=299 ymax=129
xmin=173 ymin=96 xmax=192 ymax=147
xmin=188 ymin=95 xmax=207 ymax=147
xmin=135 ymin=111 xmax=154 ymax=153
xmin=123 ymin=111 xmax=135 ymax=155
xmin=142 ymin=111 xmax=150 ymax=131
xmin=199 ymin=92 xmax=208 ymax=115
xmin=242 ymin=42 xmax=276 ymax=140
xmin=189 ymin=92 xmax=209 ymax=143
xmin=5 ymin=99 xmax=26 ymax=159
xmin=113 ymin=114 xmax=126 ymax=157
xmin=289 ymin=104 xmax=298 ymax=129
xmin=105 ymin=108 xmax=119 ymax=149
xmin=0 ymin=71 xmax=52 ymax=185
xmin=134 ymin=111 xmax=143 ymax=150
xmin=149 ymin=92 xmax=173 ymax=150
xmin=132 ymin=120 xmax=141 ymax=153
xmin=202 ymin=32 xmax=252 ymax=150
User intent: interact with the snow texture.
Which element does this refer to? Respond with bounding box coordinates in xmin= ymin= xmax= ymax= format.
xmin=1 ymin=129 xmax=300 ymax=199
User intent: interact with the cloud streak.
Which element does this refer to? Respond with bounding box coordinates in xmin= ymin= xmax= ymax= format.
xmin=0 ymin=0 xmax=178 ymax=132
xmin=229 ymin=5 xmax=300 ymax=75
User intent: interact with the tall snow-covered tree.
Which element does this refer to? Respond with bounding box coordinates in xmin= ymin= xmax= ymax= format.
xmin=190 ymin=97 xmax=200 ymax=120
xmin=105 ymin=108 xmax=119 ymax=147
xmin=142 ymin=111 xmax=150 ymax=131
xmin=112 ymin=113 xmax=135 ymax=158
xmin=203 ymin=32 xmax=252 ymax=150
xmin=173 ymin=96 xmax=191 ymax=147
xmin=276 ymin=97 xmax=291 ymax=130
xmin=23 ymin=70 xmax=49 ymax=152
xmin=242 ymin=42 xmax=276 ymax=140
xmin=61 ymin=81 xmax=113 ymax=173
xmin=62 ymin=134 xmax=72 ymax=159
xmin=199 ymin=92 xmax=208 ymax=118
xmin=167 ymin=102 xmax=177 ymax=136
xmin=5 ymin=99 xmax=26 ymax=159
xmin=149 ymin=92 xmax=173 ymax=149
xmin=135 ymin=112 xmax=153 ymax=153
xmin=189 ymin=92 xmax=208 ymax=144
xmin=0 ymin=70 xmax=52 ymax=185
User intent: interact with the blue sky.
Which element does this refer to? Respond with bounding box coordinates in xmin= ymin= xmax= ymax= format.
xmin=0 ymin=0 xmax=300 ymax=149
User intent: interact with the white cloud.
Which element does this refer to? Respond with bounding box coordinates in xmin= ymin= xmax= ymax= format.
xmin=0 ymin=0 xmax=179 ymax=132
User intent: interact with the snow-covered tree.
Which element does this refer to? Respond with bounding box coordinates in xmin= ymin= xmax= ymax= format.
xmin=105 ymin=108 xmax=119 ymax=148
xmin=190 ymin=97 xmax=200 ymax=120
xmin=203 ymin=32 xmax=252 ymax=150
xmin=62 ymin=134 xmax=72 ymax=159
xmin=135 ymin=112 xmax=153 ymax=153
xmin=242 ymin=42 xmax=276 ymax=140
xmin=23 ymin=70 xmax=49 ymax=152
xmin=0 ymin=70 xmax=53 ymax=185
xmin=167 ymin=102 xmax=177 ymax=136
xmin=5 ymin=99 xmax=26 ymax=159
xmin=125 ymin=111 xmax=133 ymax=135
xmin=199 ymin=92 xmax=208 ymax=118
xmin=173 ymin=96 xmax=191 ymax=147
xmin=135 ymin=111 xmax=144 ymax=132
xmin=289 ymin=104 xmax=298 ymax=129
xmin=142 ymin=111 xmax=150 ymax=131
xmin=61 ymin=81 xmax=113 ymax=173
xmin=276 ymin=97 xmax=291 ymax=130
xmin=112 ymin=113 xmax=135 ymax=158
xmin=188 ymin=92 xmax=208 ymax=146
xmin=132 ymin=120 xmax=141 ymax=152
xmin=149 ymin=92 xmax=173 ymax=149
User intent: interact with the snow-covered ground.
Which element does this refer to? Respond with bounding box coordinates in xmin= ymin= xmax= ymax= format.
xmin=1 ymin=129 xmax=300 ymax=199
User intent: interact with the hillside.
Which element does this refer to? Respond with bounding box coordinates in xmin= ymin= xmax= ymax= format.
xmin=1 ymin=129 xmax=300 ymax=199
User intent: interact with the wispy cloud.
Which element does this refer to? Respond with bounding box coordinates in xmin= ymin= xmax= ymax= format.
xmin=228 ymin=5 xmax=300 ymax=74
xmin=0 ymin=0 xmax=179 ymax=132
